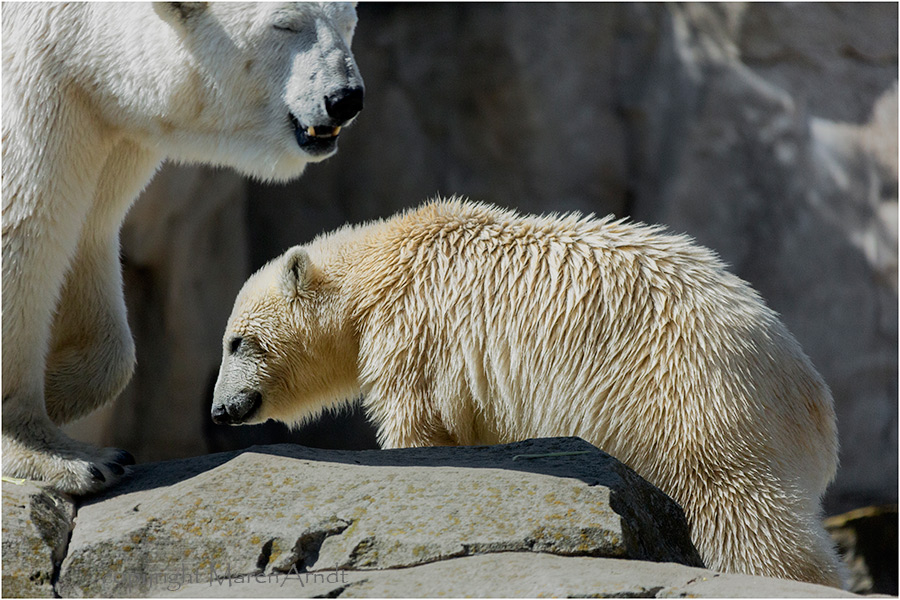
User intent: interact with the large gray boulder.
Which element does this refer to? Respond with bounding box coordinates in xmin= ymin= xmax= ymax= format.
xmin=3 ymin=438 xmax=861 ymax=598
xmin=56 ymin=438 xmax=702 ymax=597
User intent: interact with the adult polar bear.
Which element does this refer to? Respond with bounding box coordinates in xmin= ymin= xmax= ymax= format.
xmin=1 ymin=2 xmax=364 ymax=494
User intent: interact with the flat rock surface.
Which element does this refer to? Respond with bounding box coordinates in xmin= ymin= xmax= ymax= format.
xmin=166 ymin=553 xmax=857 ymax=598
xmin=56 ymin=438 xmax=701 ymax=597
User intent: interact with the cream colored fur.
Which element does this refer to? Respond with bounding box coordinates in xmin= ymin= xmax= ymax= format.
xmin=2 ymin=2 xmax=363 ymax=493
xmin=214 ymin=199 xmax=842 ymax=587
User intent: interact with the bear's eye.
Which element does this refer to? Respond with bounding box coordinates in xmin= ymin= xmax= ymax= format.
xmin=272 ymin=19 xmax=300 ymax=33
xmin=229 ymin=337 xmax=243 ymax=355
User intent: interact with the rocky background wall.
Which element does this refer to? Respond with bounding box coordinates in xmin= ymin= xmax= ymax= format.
xmin=63 ymin=3 xmax=897 ymax=516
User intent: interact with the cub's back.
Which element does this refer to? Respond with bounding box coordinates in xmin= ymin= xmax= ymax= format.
xmin=358 ymin=199 xmax=835 ymax=491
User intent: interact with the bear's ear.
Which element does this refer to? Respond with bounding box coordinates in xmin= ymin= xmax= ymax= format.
xmin=281 ymin=247 xmax=315 ymax=297
xmin=154 ymin=2 xmax=209 ymax=24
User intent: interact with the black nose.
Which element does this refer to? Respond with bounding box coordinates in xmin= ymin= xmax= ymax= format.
xmin=211 ymin=404 xmax=230 ymax=425
xmin=325 ymin=86 xmax=364 ymax=123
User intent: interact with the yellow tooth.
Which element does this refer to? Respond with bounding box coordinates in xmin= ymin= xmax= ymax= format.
xmin=333 ymin=126 xmax=342 ymax=135
xmin=307 ymin=126 xmax=316 ymax=137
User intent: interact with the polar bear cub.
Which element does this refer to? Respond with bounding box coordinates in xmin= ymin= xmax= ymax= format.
xmin=213 ymin=199 xmax=842 ymax=587
xmin=2 ymin=2 xmax=364 ymax=493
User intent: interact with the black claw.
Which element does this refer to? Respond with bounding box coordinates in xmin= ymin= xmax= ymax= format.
xmin=106 ymin=462 xmax=125 ymax=476
xmin=89 ymin=465 xmax=106 ymax=483
xmin=113 ymin=449 xmax=136 ymax=466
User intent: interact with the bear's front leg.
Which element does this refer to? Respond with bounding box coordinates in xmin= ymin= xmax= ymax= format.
xmin=44 ymin=140 xmax=159 ymax=426
xmin=44 ymin=230 xmax=135 ymax=425
xmin=365 ymin=388 xmax=460 ymax=449
xmin=2 ymin=191 xmax=135 ymax=494
xmin=2 ymin=140 xmax=158 ymax=493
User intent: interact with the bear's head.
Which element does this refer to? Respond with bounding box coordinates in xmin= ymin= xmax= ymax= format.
xmin=152 ymin=2 xmax=364 ymax=181
xmin=211 ymin=246 xmax=360 ymax=427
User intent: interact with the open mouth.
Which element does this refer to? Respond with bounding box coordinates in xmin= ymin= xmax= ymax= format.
xmin=289 ymin=113 xmax=341 ymax=154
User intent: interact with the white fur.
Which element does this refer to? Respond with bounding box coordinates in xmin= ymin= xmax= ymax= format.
xmin=215 ymin=199 xmax=842 ymax=587
xmin=2 ymin=2 xmax=363 ymax=494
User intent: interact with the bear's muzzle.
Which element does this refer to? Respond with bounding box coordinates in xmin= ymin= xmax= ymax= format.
xmin=211 ymin=390 xmax=262 ymax=425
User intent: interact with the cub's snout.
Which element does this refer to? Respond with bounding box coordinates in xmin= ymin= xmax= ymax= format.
xmin=211 ymin=390 xmax=262 ymax=425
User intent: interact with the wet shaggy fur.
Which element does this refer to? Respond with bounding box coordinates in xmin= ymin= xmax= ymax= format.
xmin=214 ymin=199 xmax=842 ymax=587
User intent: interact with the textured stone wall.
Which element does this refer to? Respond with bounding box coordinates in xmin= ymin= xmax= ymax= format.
xmin=63 ymin=3 xmax=898 ymax=514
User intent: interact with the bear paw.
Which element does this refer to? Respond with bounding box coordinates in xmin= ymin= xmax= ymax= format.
xmin=2 ymin=429 xmax=135 ymax=495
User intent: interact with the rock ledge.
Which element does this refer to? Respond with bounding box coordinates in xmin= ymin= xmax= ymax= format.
xmin=3 ymin=437 xmax=855 ymax=598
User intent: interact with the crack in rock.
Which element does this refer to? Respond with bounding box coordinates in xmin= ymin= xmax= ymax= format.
xmin=577 ymin=586 xmax=665 ymax=598
xmin=339 ymin=525 xmax=631 ymax=573
xmin=29 ymin=487 xmax=76 ymax=599
xmin=256 ymin=538 xmax=276 ymax=572
xmin=269 ymin=517 xmax=352 ymax=574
